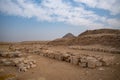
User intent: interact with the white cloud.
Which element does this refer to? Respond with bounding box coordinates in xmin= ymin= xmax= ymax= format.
xmin=0 ymin=0 xmax=23 ymax=16
xmin=74 ymin=0 xmax=120 ymax=15
xmin=107 ymin=19 xmax=120 ymax=28
xmin=0 ymin=0 xmax=119 ymax=29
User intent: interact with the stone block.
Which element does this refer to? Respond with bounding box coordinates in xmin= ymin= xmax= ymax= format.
xmin=70 ymin=56 xmax=80 ymax=65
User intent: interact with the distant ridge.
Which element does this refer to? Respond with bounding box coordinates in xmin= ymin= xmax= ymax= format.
xmin=79 ymin=29 xmax=120 ymax=36
xmin=48 ymin=28 xmax=120 ymax=48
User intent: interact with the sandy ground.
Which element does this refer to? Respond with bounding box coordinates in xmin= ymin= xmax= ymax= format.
xmin=0 ymin=45 xmax=120 ymax=80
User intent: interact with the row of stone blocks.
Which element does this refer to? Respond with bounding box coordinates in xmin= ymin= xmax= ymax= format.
xmin=38 ymin=50 xmax=115 ymax=69
xmin=69 ymin=46 xmax=120 ymax=54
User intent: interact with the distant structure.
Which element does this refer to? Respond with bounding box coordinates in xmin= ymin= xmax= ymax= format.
xmin=62 ymin=33 xmax=75 ymax=38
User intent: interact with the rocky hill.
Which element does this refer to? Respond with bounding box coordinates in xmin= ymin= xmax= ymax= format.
xmin=48 ymin=29 xmax=120 ymax=48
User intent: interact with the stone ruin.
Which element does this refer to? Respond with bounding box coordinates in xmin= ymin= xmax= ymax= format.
xmin=0 ymin=51 xmax=36 ymax=72
xmin=36 ymin=49 xmax=115 ymax=69
xmin=0 ymin=45 xmax=116 ymax=73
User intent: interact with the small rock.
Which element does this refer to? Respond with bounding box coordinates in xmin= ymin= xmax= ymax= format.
xmin=26 ymin=65 xmax=30 ymax=69
xmin=29 ymin=61 xmax=33 ymax=65
xmin=17 ymin=62 xmax=24 ymax=67
xmin=80 ymin=58 xmax=87 ymax=63
xmin=23 ymin=60 xmax=28 ymax=64
xmin=32 ymin=60 xmax=36 ymax=64
xmin=30 ymin=64 xmax=36 ymax=68
xmin=98 ymin=67 xmax=104 ymax=71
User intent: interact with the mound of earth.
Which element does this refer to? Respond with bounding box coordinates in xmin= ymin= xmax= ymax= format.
xmin=48 ymin=29 xmax=120 ymax=48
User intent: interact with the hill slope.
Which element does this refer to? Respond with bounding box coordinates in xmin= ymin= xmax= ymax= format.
xmin=48 ymin=29 xmax=120 ymax=48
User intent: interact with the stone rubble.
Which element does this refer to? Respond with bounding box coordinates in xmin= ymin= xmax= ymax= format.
xmin=0 ymin=51 xmax=36 ymax=72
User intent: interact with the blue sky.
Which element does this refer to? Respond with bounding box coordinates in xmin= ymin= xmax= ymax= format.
xmin=0 ymin=0 xmax=120 ymax=42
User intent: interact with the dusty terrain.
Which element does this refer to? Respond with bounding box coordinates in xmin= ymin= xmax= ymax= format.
xmin=0 ymin=29 xmax=120 ymax=80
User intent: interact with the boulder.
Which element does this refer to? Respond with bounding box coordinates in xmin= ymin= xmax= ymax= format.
xmin=80 ymin=57 xmax=88 ymax=63
xmin=62 ymin=53 xmax=70 ymax=61
xmin=86 ymin=56 xmax=99 ymax=68
xmin=101 ymin=56 xmax=115 ymax=66
xmin=30 ymin=64 xmax=36 ymax=68
xmin=54 ymin=54 xmax=63 ymax=61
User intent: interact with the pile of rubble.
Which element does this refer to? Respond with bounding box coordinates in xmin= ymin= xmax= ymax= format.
xmin=38 ymin=50 xmax=115 ymax=68
xmin=0 ymin=51 xmax=36 ymax=72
